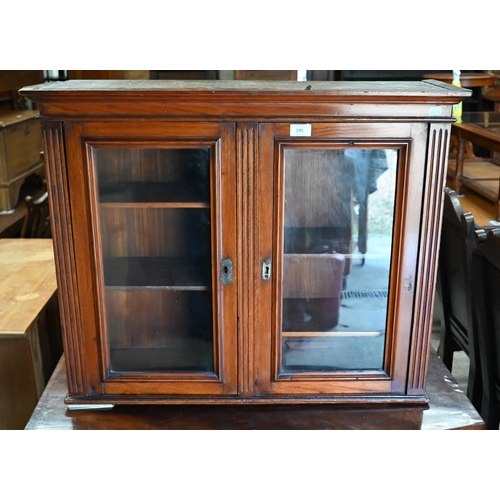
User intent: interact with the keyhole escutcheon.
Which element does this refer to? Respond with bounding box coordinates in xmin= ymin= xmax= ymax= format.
xmin=221 ymin=258 xmax=233 ymax=285
xmin=262 ymin=259 xmax=271 ymax=281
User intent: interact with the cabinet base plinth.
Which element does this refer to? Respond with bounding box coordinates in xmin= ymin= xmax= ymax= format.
xmin=66 ymin=404 xmax=115 ymax=411
xmin=64 ymin=394 xmax=429 ymax=407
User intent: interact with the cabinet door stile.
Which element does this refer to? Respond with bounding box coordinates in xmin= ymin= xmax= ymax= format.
xmin=254 ymin=124 xmax=276 ymax=394
xmin=407 ymin=122 xmax=451 ymax=395
xmin=64 ymin=122 xmax=104 ymax=394
xmin=43 ymin=122 xmax=89 ymax=396
xmin=236 ymin=123 xmax=259 ymax=396
xmin=214 ymin=122 xmax=238 ymax=394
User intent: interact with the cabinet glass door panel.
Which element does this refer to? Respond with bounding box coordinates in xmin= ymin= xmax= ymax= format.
xmin=92 ymin=146 xmax=215 ymax=373
xmin=280 ymin=147 xmax=397 ymax=373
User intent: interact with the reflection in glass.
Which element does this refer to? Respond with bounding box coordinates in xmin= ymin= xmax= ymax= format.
xmin=281 ymin=148 xmax=397 ymax=372
xmin=94 ymin=147 xmax=214 ymax=373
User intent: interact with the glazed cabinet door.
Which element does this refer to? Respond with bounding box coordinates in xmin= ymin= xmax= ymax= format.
xmin=63 ymin=121 xmax=237 ymax=399
xmin=254 ymin=122 xmax=432 ymax=400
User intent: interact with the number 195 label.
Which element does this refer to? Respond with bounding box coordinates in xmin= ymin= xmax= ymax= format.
xmin=290 ymin=124 xmax=312 ymax=136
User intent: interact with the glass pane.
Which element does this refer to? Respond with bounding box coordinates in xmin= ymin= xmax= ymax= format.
xmin=281 ymin=148 xmax=397 ymax=372
xmin=94 ymin=147 xmax=214 ymax=373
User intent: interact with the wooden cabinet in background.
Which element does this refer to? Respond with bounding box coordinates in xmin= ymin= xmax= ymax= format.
xmin=234 ymin=70 xmax=297 ymax=80
xmin=67 ymin=70 xmax=126 ymax=80
xmin=67 ymin=70 xmax=150 ymax=80
xmin=20 ymin=79 xmax=470 ymax=407
xmin=0 ymin=110 xmax=44 ymax=210
xmin=0 ymin=70 xmax=44 ymax=111
xmin=0 ymin=71 xmax=44 ymax=94
xmin=149 ymin=70 xmax=217 ymax=80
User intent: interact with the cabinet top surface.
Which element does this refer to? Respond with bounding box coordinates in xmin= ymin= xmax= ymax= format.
xmin=20 ymin=79 xmax=471 ymax=101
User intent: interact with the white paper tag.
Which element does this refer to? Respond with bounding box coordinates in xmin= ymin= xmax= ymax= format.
xmin=290 ymin=124 xmax=312 ymax=136
xmin=428 ymin=106 xmax=443 ymax=116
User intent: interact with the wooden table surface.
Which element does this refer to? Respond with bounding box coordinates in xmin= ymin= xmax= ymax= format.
xmin=424 ymin=73 xmax=497 ymax=88
xmin=25 ymin=351 xmax=484 ymax=430
xmin=0 ymin=238 xmax=61 ymax=429
xmin=0 ymin=239 xmax=57 ymax=336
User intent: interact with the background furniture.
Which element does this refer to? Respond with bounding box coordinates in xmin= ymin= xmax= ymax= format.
xmin=21 ymin=79 xmax=469 ymax=407
xmin=308 ymin=70 xmax=450 ymax=82
xmin=484 ymin=88 xmax=500 ymax=111
xmin=423 ymin=72 xmax=496 ymax=88
xmin=0 ymin=239 xmax=62 ymax=429
xmin=24 ymin=351 xmax=484 ymax=429
xmin=451 ymin=111 xmax=500 ymax=220
xmin=20 ymin=181 xmax=49 ymax=238
xmin=67 ymin=70 xmax=127 ymax=80
xmin=149 ymin=70 xmax=218 ymax=80
xmin=423 ymin=72 xmax=496 ymax=112
xmin=0 ymin=110 xmax=45 ymax=211
xmin=436 ymin=188 xmax=482 ymax=411
xmin=0 ymin=70 xmax=44 ymax=110
xmin=0 ymin=180 xmax=46 ymax=237
xmin=234 ymin=70 xmax=297 ymax=80
xmin=471 ymin=228 xmax=500 ymax=429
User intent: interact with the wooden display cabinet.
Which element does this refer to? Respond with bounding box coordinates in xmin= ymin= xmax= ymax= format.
xmin=20 ymin=80 xmax=470 ymax=407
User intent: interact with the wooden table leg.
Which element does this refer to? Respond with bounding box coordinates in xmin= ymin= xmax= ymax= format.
xmin=455 ymin=137 xmax=465 ymax=194
xmin=465 ymin=141 xmax=477 ymax=159
xmin=496 ymin=180 xmax=500 ymax=222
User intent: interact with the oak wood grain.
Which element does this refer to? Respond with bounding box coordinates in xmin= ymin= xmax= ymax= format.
xmin=0 ymin=239 xmax=56 ymax=335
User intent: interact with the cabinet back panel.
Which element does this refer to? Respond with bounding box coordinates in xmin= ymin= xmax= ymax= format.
xmin=104 ymin=289 xmax=214 ymax=372
xmin=99 ymin=207 xmax=210 ymax=258
xmin=105 ymin=289 xmax=212 ymax=347
xmin=94 ymin=148 xmax=210 ymax=184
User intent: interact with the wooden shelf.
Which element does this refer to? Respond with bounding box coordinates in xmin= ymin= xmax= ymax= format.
xmin=283 ymin=331 xmax=382 ymax=337
xmin=110 ymin=344 xmax=214 ymax=373
xmin=99 ymin=181 xmax=209 ymax=205
xmin=462 ymin=160 xmax=500 ymax=180
xmin=103 ymin=256 xmax=210 ymax=289
xmin=100 ymin=202 xmax=209 ymax=209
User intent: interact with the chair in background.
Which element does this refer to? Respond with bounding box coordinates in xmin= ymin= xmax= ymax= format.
xmin=20 ymin=182 xmax=50 ymax=238
xmin=471 ymin=227 xmax=500 ymax=429
xmin=436 ymin=188 xmax=482 ymax=411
